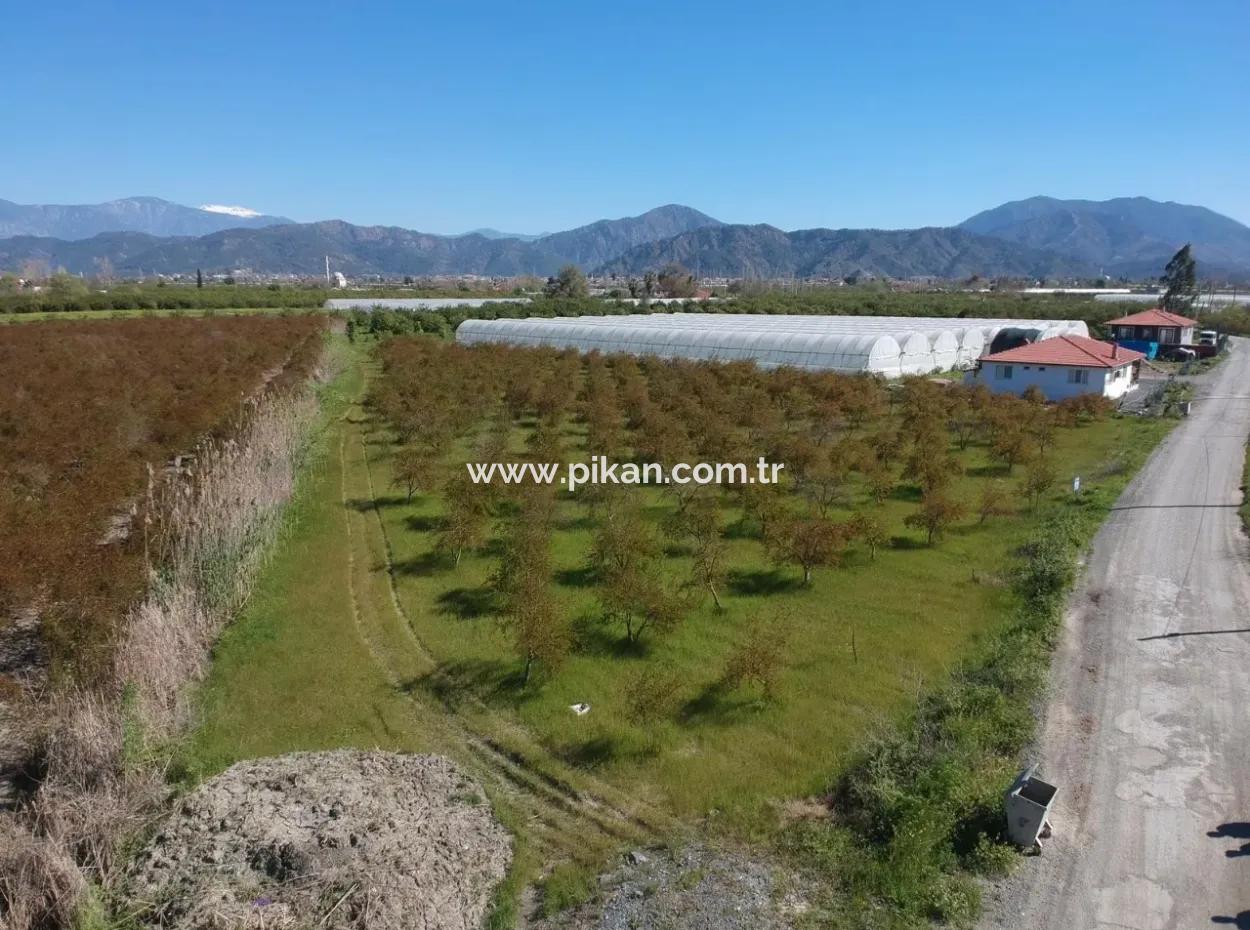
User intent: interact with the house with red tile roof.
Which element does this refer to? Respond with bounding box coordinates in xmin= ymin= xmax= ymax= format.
xmin=1105 ymin=308 xmax=1198 ymax=351
xmin=964 ymin=334 xmax=1146 ymax=401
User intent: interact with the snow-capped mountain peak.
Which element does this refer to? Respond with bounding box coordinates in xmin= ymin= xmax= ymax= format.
xmin=199 ymin=203 xmax=263 ymax=218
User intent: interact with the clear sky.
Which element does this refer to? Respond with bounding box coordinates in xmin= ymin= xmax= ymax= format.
xmin=4 ymin=0 xmax=1248 ymax=233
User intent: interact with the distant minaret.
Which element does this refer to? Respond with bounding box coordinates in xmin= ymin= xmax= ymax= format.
xmin=325 ymin=255 xmax=331 ymax=285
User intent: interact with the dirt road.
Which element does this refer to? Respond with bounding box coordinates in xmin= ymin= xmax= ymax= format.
xmin=985 ymin=340 xmax=1250 ymax=930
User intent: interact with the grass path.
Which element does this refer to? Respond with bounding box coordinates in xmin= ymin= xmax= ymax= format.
xmin=186 ymin=353 xmax=678 ymax=921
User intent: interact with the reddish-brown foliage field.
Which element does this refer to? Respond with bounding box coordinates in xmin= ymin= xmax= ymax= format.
xmin=0 ymin=315 xmax=326 ymax=680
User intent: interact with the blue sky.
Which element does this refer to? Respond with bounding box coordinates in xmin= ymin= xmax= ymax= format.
xmin=4 ymin=0 xmax=1248 ymax=233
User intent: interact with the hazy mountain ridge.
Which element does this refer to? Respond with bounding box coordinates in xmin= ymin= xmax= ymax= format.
xmin=0 ymin=196 xmax=292 ymax=240
xmin=459 ymin=228 xmax=548 ymax=242
xmin=0 ymin=205 xmax=723 ymax=278
xmin=2 ymin=196 xmax=1248 ymax=280
xmin=597 ymin=225 xmax=1097 ymax=279
xmin=958 ymin=196 xmax=1250 ymax=275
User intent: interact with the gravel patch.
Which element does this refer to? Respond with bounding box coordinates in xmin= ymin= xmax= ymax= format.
xmin=126 ymin=750 xmax=510 ymax=930
xmin=533 ymin=844 xmax=808 ymax=930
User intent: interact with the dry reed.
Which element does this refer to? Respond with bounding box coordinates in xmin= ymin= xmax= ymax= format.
xmin=1 ymin=345 xmax=334 ymax=930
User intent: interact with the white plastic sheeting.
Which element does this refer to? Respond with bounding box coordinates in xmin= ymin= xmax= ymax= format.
xmin=325 ymin=298 xmax=531 ymax=311
xmin=458 ymin=318 xmax=908 ymax=375
xmin=454 ymin=313 xmax=1089 ymax=378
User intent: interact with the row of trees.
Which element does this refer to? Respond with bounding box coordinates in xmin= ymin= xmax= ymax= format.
xmin=371 ymin=338 xmax=1112 ymax=690
xmin=0 ymin=315 xmax=327 ymax=681
xmin=543 ymin=262 xmax=699 ymax=301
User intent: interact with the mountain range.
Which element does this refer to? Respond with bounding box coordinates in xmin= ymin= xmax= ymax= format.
xmin=2 ymin=196 xmax=1249 ymax=281
xmin=0 ymin=196 xmax=291 ymax=240
xmin=959 ymin=196 xmax=1250 ymax=280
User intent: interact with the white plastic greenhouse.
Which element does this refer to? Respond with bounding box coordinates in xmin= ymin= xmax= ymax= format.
xmin=454 ymin=313 xmax=1089 ymax=378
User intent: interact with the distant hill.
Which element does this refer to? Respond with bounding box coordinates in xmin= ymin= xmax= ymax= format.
xmin=597 ymin=224 xmax=1096 ymax=280
xmin=0 ymin=196 xmax=292 ymax=240
xmin=959 ymin=196 xmax=1250 ymax=277
xmin=537 ymin=205 xmax=723 ymax=269
xmin=459 ymin=228 xmax=547 ymax=242
xmin=0 ymin=206 xmax=723 ymax=278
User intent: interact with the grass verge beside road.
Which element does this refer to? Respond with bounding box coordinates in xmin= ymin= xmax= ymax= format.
xmin=782 ymin=424 xmax=1172 ymax=927
xmin=1242 ymin=439 xmax=1250 ymax=536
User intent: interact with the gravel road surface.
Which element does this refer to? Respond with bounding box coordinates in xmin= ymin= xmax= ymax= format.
xmin=984 ymin=339 xmax=1250 ymax=930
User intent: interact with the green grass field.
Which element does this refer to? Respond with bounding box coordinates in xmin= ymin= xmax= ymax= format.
xmin=172 ymin=342 xmax=1174 ymax=927
xmin=181 ymin=347 xmax=1169 ymax=839
xmin=368 ymin=410 xmax=1168 ymax=830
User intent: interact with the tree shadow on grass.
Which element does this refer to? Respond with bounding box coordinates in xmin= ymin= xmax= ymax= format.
xmin=570 ymin=614 xmax=648 ymax=658
xmin=723 ymin=517 xmax=762 ymax=541
xmin=889 ymin=484 xmax=923 ymax=503
xmin=560 ymin=735 xmax=619 ymax=770
xmin=479 ymin=536 xmax=507 ymax=559
xmin=966 ymin=463 xmax=1010 ymax=479
xmin=436 ymin=585 xmax=498 ymax=620
xmin=404 ymin=514 xmax=441 ymax=533
xmin=556 ymin=513 xmax=597 ymax=532
xmin=409 ymin=658 xmax=527 ymax=711
xmin=679 ymin=679 xmax=768 ymax=728
xmin=345 ymin=494 xmax=409 ymax=511
xmin=727 ymin=568 xmax=800 ymax=597
xmin=392 ymin=549 xmax=451 ymax=577
xmin=554 ymin=565 xmax=597 ymax=589
xmin=889 ymin=535 xmax=928 ymax=551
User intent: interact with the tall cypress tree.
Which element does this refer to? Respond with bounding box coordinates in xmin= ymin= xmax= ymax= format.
xmin=1161 ymin=244 xmax=1196 ymax=312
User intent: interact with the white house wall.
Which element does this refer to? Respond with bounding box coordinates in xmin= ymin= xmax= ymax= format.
xmin=964 ymin=362 xmax=1137 ymax=401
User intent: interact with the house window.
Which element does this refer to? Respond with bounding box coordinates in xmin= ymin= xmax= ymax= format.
xmin=1067 ymin=369 xmax=1089 ymax=384
xmin=996 ymin=364 xmax=1013 ymax=380
xmin=1160 ymin=327 xmax=1177 ymax=344
xmin=1141 ymin=328 xmax=1155 ymax=340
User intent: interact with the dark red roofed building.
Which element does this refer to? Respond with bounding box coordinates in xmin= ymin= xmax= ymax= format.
xmin=1105 ymin=308 xmax=1198 ymax=355
xmin=964 ymin=334 xmax=1145 ymax=401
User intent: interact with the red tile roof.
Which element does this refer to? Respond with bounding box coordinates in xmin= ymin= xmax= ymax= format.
xmin=1105 ymin=308 xmax=1198 ymax=327
xmin=979 ymin=335 xmax=1145 ymax=369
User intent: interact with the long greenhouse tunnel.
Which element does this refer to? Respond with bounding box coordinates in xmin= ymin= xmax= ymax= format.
xmin=454 ymin=313 xmax=1089 ymax=377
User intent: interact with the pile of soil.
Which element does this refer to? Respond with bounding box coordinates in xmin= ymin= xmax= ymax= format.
xmin=127 ymin=751 xmax=510 ymax=930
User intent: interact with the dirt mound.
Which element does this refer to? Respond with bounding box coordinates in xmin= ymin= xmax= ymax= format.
xmin=126 ymin=750 xmax=510 ymax=930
